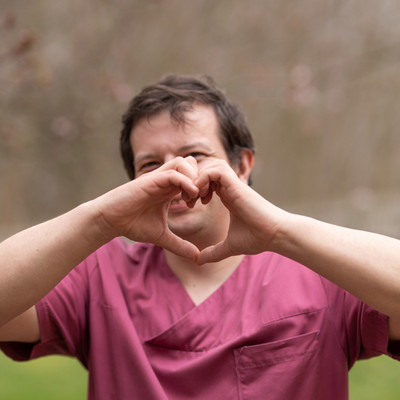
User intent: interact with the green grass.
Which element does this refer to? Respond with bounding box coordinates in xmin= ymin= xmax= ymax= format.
xmin=0 ymin=353 xmax=87 ymax=399
xmin=349 ymin=355 xmax=400 ymax=399
xmin=0 ymin=352 xmax=399 ymax=398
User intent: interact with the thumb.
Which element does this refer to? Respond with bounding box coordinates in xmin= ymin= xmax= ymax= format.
xmin=159 ymin=231 xmax=200 ymax=261
xmin=196 ymin=240 xmax=232 ymax=265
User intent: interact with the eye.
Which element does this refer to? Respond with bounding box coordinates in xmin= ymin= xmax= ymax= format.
xmin=138 ymin=161 xmax=161 ymax=174
xmin=186 ymin=152 xmax=207 ymax=161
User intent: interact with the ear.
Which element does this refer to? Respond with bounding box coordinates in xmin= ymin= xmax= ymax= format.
xmin=235 ymin=149 xmax=254 ymax=184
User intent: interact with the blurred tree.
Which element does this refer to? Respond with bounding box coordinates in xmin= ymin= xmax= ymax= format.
xmin=1 ymin=0 xmax=400 ymax=238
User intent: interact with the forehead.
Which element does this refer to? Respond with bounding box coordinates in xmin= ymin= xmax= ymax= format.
xmin=130 ymin=104 xmax=224 ymax=154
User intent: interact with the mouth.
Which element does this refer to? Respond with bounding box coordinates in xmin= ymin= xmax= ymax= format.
xmin=168 ymin=197 xmax=189 ymax=212
xmin=170 ymin=198 xmax=186 ymax=206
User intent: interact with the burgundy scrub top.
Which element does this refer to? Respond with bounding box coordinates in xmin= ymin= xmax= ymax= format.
xmin=1 ymin=239 xmax=397 ymax=399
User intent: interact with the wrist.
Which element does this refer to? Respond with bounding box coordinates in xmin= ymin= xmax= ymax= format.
xmin=268 ymin=211 xmax=301 ymax=256
xmin=76 ymin=201 xmax=119 ymax=247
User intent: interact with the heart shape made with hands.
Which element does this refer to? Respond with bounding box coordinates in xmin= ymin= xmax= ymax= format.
xmin=144 ymin=154 xmax=260 ymax=265
xmin=165 ymin=173 xmax=240 ymax=265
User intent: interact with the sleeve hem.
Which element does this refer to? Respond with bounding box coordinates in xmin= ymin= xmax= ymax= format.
xmin=361 ymin=307 xmax=400 ymax=360
xmin=0 ymin=299 xmax=51 ymax=362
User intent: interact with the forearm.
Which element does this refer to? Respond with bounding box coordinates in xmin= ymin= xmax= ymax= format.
xmin=0 ymin=201 xmax=114 ymax=327
xmin=272 ymin=213 xmax=400 ymax=318
xmin=0 ymin=160 xmax=201 ymax=328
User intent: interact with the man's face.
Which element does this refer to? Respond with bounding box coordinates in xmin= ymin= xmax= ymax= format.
xmin=130 ymin=104 xmax=232 ymax=249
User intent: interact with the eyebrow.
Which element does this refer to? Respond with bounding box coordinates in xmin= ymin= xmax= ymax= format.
xmin=177 ymin=142 xmax=214 ymax=153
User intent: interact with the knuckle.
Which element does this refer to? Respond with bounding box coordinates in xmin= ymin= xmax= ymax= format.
xmin=174 ymin=156 xmax=186 ymax=169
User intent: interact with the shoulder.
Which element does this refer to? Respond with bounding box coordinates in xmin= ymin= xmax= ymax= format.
xmin=87 ymin=239 xmax=165 ymax=277
xmin=245 ymin=251 xmax=328 ymax=302
xmin=247 ymin=252 xmax=360 ymax=312
xmin=89 ymin=238 xmax=160 ymax=264
xmin=65 ymin=239 xmax=161 ymax=283
xmin=57 ymin=240 xmax=165 ymax=301
xmin=248 ymin=251 xmax=322 ymax=280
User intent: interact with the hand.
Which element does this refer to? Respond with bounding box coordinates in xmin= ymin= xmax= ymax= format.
xmin=93 ymin=157 xmax=201 ymax=260
xmin=195 ymin=159 xmax=288 ymax=264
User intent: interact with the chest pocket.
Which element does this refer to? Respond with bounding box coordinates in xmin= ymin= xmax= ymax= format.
xmin=234 ymin=331 xmax=320 ymax=400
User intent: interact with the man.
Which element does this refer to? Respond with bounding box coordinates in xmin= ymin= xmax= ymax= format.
xmin=1 ymin=74 xmax=400 ymax=399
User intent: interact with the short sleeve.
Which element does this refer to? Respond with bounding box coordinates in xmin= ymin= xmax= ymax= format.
xmin=1 ymin=256 xmax=93 ymax=367
xmin=321 ymin=276 xmax=400 ymax=367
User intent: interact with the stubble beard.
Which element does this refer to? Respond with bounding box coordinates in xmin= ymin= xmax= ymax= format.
xmin=167 ymin=203 xmax=229 ymax=251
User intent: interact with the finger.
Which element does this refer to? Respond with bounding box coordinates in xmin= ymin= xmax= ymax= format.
xmin=176 ymin=156 xmax=198 ymax=181
xmin=183 ymin=155 xmax=199 ymax=171
xmin=196 ymin=172 xmax=216 ymax=199
xmin=157 ymin=170 xmax=199 ymax=198
xmin=181 ymin=187 xmax=200 ymax=204
xmin=201 ymin=189 xmax=213 ymax=204
xmin=196 ymin=159 xmax=238 ymax=188
xmin=195 ymin=166 xmax=223 ymax=194
xmin=185 ymin=196 xmax=200 ymax=208
xmin=201 ymin=182 xmax=216 ymax=204
xmin=196 ymin=240 xmax=232 ymax=265
xmin=199 ymin=182 xmax=211 ymax=199
xmin=159 ymin=156 xmax=199 ymax=181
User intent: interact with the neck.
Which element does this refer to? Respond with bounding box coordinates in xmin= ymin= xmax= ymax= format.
xmin=164 ymin=250 xmax=244 ymax=305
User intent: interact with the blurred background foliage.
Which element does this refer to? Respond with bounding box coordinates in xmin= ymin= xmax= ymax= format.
xmin=1 ymin=0 xmax=400 ymax=398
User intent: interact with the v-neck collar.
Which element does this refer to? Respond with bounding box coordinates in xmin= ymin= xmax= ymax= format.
xmin=143 ymin=250 xmax=251 ymax=350
xmin=129 ymin=243 xmax=257 ymax=350
xmin=159 ymin=249 xmax=248 ymax=309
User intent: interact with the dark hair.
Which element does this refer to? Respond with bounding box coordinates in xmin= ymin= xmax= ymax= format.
xmin=120 ymin=74 xmax=255 ymax=180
